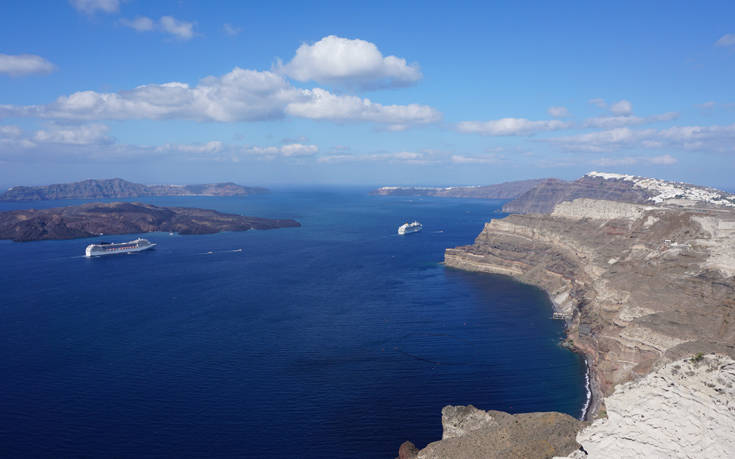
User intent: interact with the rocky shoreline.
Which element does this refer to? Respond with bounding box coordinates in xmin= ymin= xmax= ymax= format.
xmin=402 ymin=172 xmax=735 ymax=458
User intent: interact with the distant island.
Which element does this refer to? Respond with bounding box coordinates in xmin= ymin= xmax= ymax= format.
xmin=370 ymin=179 xmax=549 ymax=200
xmin=0 ymin=202 xmax=300 ymax=242
xmin=0 ymin=178 xmax=268 ymax=201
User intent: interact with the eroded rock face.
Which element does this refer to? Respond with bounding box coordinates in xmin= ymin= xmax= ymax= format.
xmin=445 ymin=198 xmax=735 ymax=406
xmin=571 ymin=354 xmax=735 ymax=458
xmin=416 ymin=406 xmax=582 ymax=459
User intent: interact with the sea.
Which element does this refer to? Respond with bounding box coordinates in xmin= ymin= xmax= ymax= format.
xmin=0 ymin=189 xmax=587 ymax=458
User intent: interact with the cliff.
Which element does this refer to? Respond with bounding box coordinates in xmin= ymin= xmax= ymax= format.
xmin=502 ymin=172 xmax=735 ymax=214
xmin=0 ymin=178 xmax=268 ymax=201
xmin=0 ymin=202 xmax=300 ymax=242
xmin=371 ymin=179 xmax=549 ymax=199
xmin=403 ymin=172 xmax=735 ymax=457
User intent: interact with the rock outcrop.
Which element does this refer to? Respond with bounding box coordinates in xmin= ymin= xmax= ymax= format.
xmin=371 ymin=179 xmax=549 ymax=199
xmin=402 ymin=172 xmax=735 ymax=458
xmin=565 ymin=354 xmax=735 ymax=458
xmin=0 ymin=178 xmax=267 ymax=201
xmin=413 ymin=405 xmax=583 ymax=459
xmin=0 ymin=202 xmax=300 ymax=241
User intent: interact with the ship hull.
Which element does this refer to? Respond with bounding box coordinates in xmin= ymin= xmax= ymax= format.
xmin=85 ymin=239 xmax=156 ymax=257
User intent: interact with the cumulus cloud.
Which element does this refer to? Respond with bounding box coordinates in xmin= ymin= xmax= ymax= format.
xmin=223 ymin=23 xmax=242 ymax=36
xmin=69 ymin=0 xmax=119 ymax=14
xmin=715 ymin=34 xmax=735 ymax=47
xmin=456 ymin=118 xmax=570 ymax=136
xmin=0 ymin=54 xmax=56 ymax=76
xmin=276 ymin=35 xmax=422 ymax=89
xmin=0 ymin=67 xmax=440 ymax=129
xmin=547 ymin=106 xmax=570 ymax=117
xmin=120 ymin=16 xmax=197 ymax=40
xmin=285 ymin=88 xmax=440 ymax=129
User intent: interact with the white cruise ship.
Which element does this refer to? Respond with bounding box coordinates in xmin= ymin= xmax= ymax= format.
xmin=85 ymin=238 xmax=156 ymax=257
xmin=398 ymin=221 xmax=423 ymax=235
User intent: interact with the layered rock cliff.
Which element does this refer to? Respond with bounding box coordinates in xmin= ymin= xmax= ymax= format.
xmin=405 ymin=172 xmax=735 ymax=458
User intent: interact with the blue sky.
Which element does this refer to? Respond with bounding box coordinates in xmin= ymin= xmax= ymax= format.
xmin=1 ymin=0 xmax=734 ymax=188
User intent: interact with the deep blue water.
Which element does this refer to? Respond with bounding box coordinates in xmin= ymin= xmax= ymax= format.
xmin=0 ymin=189 xmax=586 ymax=458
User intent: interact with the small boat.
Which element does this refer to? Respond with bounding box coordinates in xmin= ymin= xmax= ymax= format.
xmin=398 ymin=221 xmax=423 ymax=235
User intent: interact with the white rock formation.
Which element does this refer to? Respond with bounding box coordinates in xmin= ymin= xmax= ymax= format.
xmin=570 ymin=354 xmax=735 ymax=458
xmin=552 ymin=198 xmax=653 ymax=220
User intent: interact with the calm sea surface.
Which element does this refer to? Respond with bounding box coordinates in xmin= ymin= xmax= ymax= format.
xmin=0 ymin=189 xmax=586 ymax=458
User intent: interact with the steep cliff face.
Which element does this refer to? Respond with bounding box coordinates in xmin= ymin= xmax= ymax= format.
xmin=402 ymin=173 xmax=735 ymax=458
xmin=502 ymin=175 xmax=651 ymax=214
xmin=447 ymin=198 xmax=735 ymax=402
xmin=502 ymin=171 xmax=735 ymax=214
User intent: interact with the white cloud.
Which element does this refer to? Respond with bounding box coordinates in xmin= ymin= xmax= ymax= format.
xmin=317 ymin=151 xmax=430 ymax=164
xmin=591 ymin=154 xmax=678 ymax=167
xmin=450 ymin=154 xmax=503 ymax=164
xmin=34 ymin=123 xmax=111 ymax=145
xmin=0 ymin=67 xmax=440 ymax=129
xmin=160 ymin=16 xmax=195 ymax=40
xmin=549 ymin=123 xmax=735 ymax=153
xmin=279 ymin=143 xmax=318 ymax=157
xmin=0 ymin=125 xmax=321 ymax=163
xmin=548 ymin=106 xmax=569 ymax=117
xmin=120 ymin=17 xmax=155 ymax=32
xmin=0 ymin=54 xmax=56 ymax=76
xmin=584 ymin=112 xmax=678 ymax=128
xmin=588 ymin=98 xmax=633 ymax=116
xmin=69 ymin=0 xmax=119 ymax=14
xmin=285 ymin=88 xmax=441 ymax=128
xmin=276 ymin=35 xmax=422 ymax=89
xmin=120 ymin=16 xmax=197 ymax=40
xmin=610 ymin=99 xmax=633 ymax=115
xmin=456 ymin=118 xmax=570 ymax=136
xmin=155 ymin=141 xmax=225 ymax=155
xmin=223 ymin=23 xmax=242 ymax=36
xmin=715 ymin=34 xmax=735 ymax=47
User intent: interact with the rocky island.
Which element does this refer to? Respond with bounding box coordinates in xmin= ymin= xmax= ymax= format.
xmin=402 ymin=172 xmax=735 ymax=458
xmin=0 ymin=178 xmax=267 ymax=201
xmin=0 ymin=202 xmax=300 ymax=242
xmin=371 ymin=179 xmax=549 ymax=200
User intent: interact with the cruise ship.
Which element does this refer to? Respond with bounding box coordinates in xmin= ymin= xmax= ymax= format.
xmin=85 ymin=238 xmax=156 ymax=257
xmin=398 ymin=221 xmax=423 ymax=235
